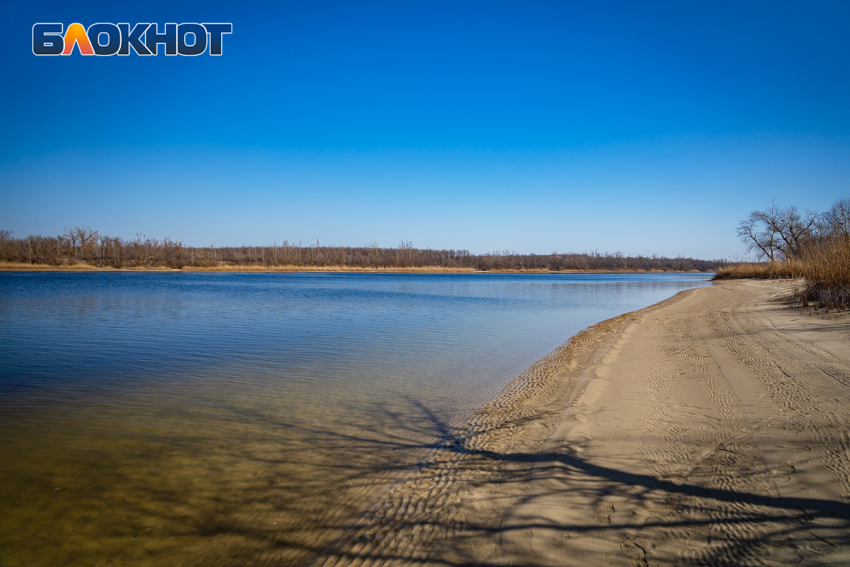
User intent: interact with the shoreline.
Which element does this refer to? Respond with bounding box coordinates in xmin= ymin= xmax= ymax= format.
xmin=0 ymin=263 xmax=709 ymax=275
xmin=312 ymin=279 xmax=850 ymax=566
xmin=0 ymin=270 xmax=718 ymax=567
xmin=312 ymin=282 xmax=700 ymax=566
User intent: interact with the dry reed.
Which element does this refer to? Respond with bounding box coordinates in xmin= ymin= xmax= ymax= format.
xmin=712 ymin=262 xmax=799 ymax=280
xmin=794 ymin=237 xmax=850 ymax=309
xmin=714 ymin=237 xmax=850 ymax=310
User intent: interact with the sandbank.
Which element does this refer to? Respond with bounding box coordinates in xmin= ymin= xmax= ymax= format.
xmin=313 ymin=280 xmax=850 ymax=566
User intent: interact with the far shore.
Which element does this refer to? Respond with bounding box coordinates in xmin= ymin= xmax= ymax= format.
xmin=0 ymin=262 xmax=709 ymax=275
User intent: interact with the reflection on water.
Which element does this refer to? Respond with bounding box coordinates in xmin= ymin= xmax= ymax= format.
xmin=0 ymin=272 xmax=711 ymax=566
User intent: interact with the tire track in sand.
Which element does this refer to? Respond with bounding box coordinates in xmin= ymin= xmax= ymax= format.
xmin=311 ymin=282 xmax=850 ymax=566
xmin=309 ymin=296 xmax=688 ymax=567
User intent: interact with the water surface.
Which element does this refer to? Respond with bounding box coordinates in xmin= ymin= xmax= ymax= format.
xmin=0 ymin=272 xmax=711 ymax=566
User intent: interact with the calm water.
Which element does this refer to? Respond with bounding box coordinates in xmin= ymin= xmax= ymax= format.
xmin=0 ymin=272 xmax=711 ymax=566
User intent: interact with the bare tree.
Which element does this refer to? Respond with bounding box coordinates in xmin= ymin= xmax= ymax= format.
xmin=63 ymin=227 xmax=80 ymax=262
xmin=822 ymin=198 xmax=850 ymax=238
xmin=0 ymin=230 xmax=11 ymax=262
xmin=74 ymin=226 xmax=99 ymax=260
xmin=738 ymin=215 xmax=778 ymax=261
xmin=737 ymin=201 xmax=819 ymax=261
xmin=398 ymin=240 xmax=414 ymax=267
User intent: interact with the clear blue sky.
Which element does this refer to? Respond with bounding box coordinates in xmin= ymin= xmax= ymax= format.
xmin=1 ymin=1 xmax=848 ymax=259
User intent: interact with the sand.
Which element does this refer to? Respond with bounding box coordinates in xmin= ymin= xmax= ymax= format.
xmin=312 ymin=280 xmax=850 ymax=566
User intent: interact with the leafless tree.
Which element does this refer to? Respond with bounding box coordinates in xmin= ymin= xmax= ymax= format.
xmin=822 ymin=198 xmax=850 ymax=238
xmin=737 ymin=201 xmax=819 ymax=261
xmin=0 ymin=227 xmax=728 ymax=271
xmin=0 ymin=230 xmax=11 ymax=262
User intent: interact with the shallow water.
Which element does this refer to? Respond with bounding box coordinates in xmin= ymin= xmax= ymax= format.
xmin=0 ymin=272 xmax=711 ymax=566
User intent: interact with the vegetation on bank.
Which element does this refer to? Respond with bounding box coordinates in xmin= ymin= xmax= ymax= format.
xmin=0 ymin=228 xmax=724 ymax=272
xmin=714 ymin=198 xmax=850 ymax=310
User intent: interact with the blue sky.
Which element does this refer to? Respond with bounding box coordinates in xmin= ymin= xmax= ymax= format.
xmin=1 ymin=1 xmax=848 ymax=259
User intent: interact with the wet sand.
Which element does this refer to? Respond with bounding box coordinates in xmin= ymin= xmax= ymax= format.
xmin=313 ymin=280 xmax=850 ymax=566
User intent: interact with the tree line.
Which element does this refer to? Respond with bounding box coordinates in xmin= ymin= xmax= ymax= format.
xmin=0 ymin=227 xmax=724 ymax=272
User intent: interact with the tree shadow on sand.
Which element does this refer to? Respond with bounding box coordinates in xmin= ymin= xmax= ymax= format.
xmin=4 ymin=392 xmax=848 ymax=567
xmin=312 ymin=417 xmax=850 ymax=567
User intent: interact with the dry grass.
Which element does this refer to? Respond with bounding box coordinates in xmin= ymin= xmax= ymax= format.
xmin=0 ymin=262 xmax=121 ymax=271
xmin=794 ymin=237 xmax=850 ymax=310
xmin=714 ymin=238 xmax=850 ymax=310
xmin=712 ymin=262 xmax=799 ymax=280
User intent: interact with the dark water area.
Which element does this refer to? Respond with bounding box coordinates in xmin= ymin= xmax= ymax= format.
xmin=0 ymin=272 xmax=711 ymax=566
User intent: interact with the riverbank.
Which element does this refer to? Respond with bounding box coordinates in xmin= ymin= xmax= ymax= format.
xmin=0 ymin=262 xmax=705 ymax=274
xmin=0 ymin=272 xmax=714 ymax=567
xmin=313 ymin=279 xmax=850 ymax=566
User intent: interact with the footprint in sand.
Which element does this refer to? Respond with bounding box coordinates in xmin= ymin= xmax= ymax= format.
xmin=595 ymin=503 xmax=614 ymax=525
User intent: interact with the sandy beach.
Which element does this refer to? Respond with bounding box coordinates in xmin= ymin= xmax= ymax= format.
xmin=313 ymin=279 xmax=850 ymax=566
